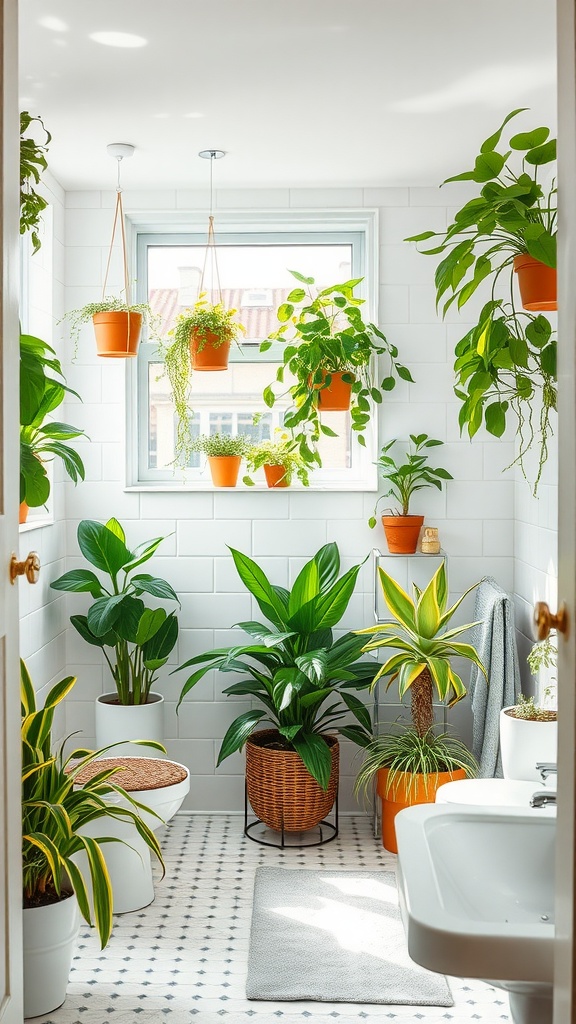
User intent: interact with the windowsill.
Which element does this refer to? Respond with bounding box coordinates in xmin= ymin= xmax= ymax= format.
xmin=125 ymin=479 xmax=377 ymax=493
xmin=19 ymin=515 xmax=54 ymax=532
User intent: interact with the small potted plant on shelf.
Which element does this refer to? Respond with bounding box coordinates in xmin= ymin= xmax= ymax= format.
xmin=190 ymin=432 xmax=252 ymax=487
xmin=21 ymin=660 xmax=163 ymax=1018
xmin=50 ymin=518 xmax=179 ymax=753
xmin=19 ymin=332 xmax=87 ymax=523
xmin=406 ymin=108 xmax=557 ymax=493
xmin=500 ymin=636 xmax=557 ymax=781
xmin=174 ymin=543 xmax=376 ymax=833
xmin=354 ymin=562 xmax=484 ymax=852
xmin=243 ymin=429 xmax=311 ymax=488
xmin=62 ymin=297 xmax=162 ymax=359
xmin=261 ymin=271 xmax=413 ymax=462
xmin=369 ymin=433 xmax=452 ymax=553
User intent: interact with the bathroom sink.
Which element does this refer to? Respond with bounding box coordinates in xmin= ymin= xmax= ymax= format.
xmin=395 ymin=805 xmax=555 ymax=984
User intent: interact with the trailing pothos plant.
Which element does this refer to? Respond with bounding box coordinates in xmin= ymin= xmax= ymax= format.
xmin=20 ymin=110 xmax=51 ymax=254
xmin=405 ymin=108 xmax=557 ymax=492
xmin=174 ymin=543 xmax=377 ymax=789
xmin=261 ymin=271 xmax=413 ymax=468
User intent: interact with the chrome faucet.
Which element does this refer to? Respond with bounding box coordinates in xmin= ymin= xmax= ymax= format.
xmin=531 ymin=762 xmax=557 ymax=807
xmin=536 ymin=762 xmax=557 ymax=783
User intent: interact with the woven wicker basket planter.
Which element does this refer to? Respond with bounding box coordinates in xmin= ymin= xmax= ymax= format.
xmin=245 ymin=729 xmax=339 ymax=832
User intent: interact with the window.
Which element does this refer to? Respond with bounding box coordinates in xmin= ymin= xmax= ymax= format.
xmin=130 ymin=212 xmax=378 ymax=490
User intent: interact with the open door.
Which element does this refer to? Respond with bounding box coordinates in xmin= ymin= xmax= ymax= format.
xmin=554 ymin=1 xmax=576 ymax=1020
xmin=0 ymin=0 xmax=23 ymax=1021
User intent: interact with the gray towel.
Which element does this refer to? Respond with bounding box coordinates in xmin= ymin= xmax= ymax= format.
xmin=469 ymin=577 xmax=521 ymax=778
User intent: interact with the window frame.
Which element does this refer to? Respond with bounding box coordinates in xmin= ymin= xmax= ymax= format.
xmin=126 ymin=209 xmax=379 ymax=491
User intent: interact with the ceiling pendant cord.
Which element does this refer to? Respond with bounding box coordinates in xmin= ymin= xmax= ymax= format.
xmin=199 ymin=149 xmax=225 ymax=305
xmin=103 ymin=154 xmax=131 ymax=310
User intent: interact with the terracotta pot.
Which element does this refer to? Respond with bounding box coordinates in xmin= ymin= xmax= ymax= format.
xmin=208 ymin=455 xmax=241 ymax=487
xmin=513 ymin=254 xmax=557 ymax=311
xmin=315 ymin=370 xmax=355 ymax=411
xmin=246 ymin=728 xmax=339 ymax=832
xmin=382 ymin=514 xmax=424 ymax=554
xmin=264 ymin=463 xmax=290 ymax=488
xmin=92 ymin=311 xmax=142 ymax=358
xmin=377 ymin=766 xmax=467 ymax=853
xmin=189 ymin=330 xmax=231 ymax=370
xmin=19 ymin=500 xmax=29 ymax=524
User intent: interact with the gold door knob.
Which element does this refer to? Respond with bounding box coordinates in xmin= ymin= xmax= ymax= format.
xmin=534 ymin=601 xmax=568 ymax=641
xmin=10 ymin=551 xmax=41 ymax=585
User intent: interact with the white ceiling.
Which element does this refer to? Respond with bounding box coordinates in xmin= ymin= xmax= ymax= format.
xmin=18 ymin=0 xmax=557 ymax=192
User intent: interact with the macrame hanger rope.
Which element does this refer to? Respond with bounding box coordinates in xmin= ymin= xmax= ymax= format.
xmin=199 ymin=152 xmax=223 ymax=303
xmin=102 ymin=157 xmax=131 ymax=306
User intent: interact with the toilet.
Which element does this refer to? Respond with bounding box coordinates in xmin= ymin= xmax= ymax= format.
xmin=436 ymin=777 xmax=555 ymax=810
xmin=74 ymin=756 xmax=190 ymax=913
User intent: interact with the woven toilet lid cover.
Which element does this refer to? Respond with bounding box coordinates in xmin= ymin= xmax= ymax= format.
xmin=72 ymin=756 xmax=188 ymax=791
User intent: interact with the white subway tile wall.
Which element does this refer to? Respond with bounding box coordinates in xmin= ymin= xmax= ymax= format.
xmin=21 ymin=184 xmax=557 ymax=811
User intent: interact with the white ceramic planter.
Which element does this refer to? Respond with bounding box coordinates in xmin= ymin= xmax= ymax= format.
xmin=499 ymin=707 xmax=558 ymax=782
xmin=95 ymin=691 xmax=165 ymax=756
xmin=23 ymin=892 xmax=80 ymax=1018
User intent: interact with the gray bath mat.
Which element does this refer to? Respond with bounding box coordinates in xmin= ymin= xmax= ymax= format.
xmin=246 ymin=867 xmax=453 ymax=1006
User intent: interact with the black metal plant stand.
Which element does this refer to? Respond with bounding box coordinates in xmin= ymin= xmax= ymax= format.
xmin=243 ymin=781 xmax=339 ymax=848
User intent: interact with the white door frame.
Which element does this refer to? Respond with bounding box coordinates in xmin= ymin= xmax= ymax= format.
xmin=0 ymin=0 xmax=23 ymax=1021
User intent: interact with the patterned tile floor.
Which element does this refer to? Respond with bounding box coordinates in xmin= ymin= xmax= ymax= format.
xmin=31 ymin=814 xmax=510 ymax=1024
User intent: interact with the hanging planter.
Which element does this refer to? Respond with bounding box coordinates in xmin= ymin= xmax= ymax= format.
xmin=316 ymin=370 xmax=355 ymax=411
xmin=190 ymin=329 xmax=231 ymax=370
xmin=92 ymin=309 xmax=143 ymax=357
xmin=513 ymin=254 xmax=557 ymax=312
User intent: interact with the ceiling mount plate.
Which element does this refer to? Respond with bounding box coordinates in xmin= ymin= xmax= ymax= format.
xmin=198 ymin=149 xmax=225 ymax=160
xmin=107 ymin=143 xmax=135 ymax=160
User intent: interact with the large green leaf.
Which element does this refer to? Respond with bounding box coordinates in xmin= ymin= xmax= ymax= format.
xmin=228 ymin=547 xmax=287 ymax=627
xmin=314 ymin=543 xmax=340 ymax=589
xmin=123 ymin=536 xmax=166 ymax=574
xmin=87 ymin=595 xmax=126 ymax=637
xmin=70 ymin=614 xmax=113 ymax=649
xmin=77 ymin=520 xmax=132 ymax=577
xmin=340 ymin=691 xmax=372 ymax=731
xmin=131 ymin=574 xmax=179 ymax=605
xmin=415 ymin=579 xmax=441 ymax=638
xmin=50 ymin=569 xmax=104 ymax=597
xmin=291 ymin=733 xmax=332 ymax=790
xmin=142 ymin=612 xmax=179 ymax=663
xmin=288 ymin=558 xmax=320 ymax=617
xmin=295 ymin=650 xmax=328 ymax=684
xmin=313 ymin=563 xmax=362 ymax=630
xmin=216 ymin=710 xmax=266 ymax=764
xmin=377 ymin=568 xmax=416 ymax=630
xmin=113 ymin=597 xmax=146 ymax=643
xmin=134 ymin=607 xmax=167 ymax=646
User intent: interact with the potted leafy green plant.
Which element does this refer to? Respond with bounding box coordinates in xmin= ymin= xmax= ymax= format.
xmin=20 ymin=110 xmax=51 ymax=254
xmin=261 ymin=271 xmax=413 ymax=465
xmin=354 ymin=562 xmax=484 ymax=852
xmin=19 ymin=332 xmax=86 ymax=522
xmin=159 ymin=295 xmax=245 ymax=466
xmin=500 ymin=637 xmax=557 ymax=781
xmin=62 ymin=297 xmax=162 ymax=359
xmin=405 ymin=108 xmax=557 ymax=492
xmin=21 ymin=660 xmax=163 ymax=1018
xmin=190 ymin=432 xmax=252 ymax=487
xmin=50 ymin=518 xmax=179 ymax=753
xmin=174 ymin=543 xmax=376 ymax=832
xmin=368 ymin=433 xmax=452 ymax=553
xmin=243 ymin=429 xmax=311 ymax=487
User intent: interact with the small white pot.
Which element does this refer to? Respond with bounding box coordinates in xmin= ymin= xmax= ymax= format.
xmin=95 ymin=691 xmax=165 ymax=756
xmin=23 ymin=892 xmax=80 ymax=1018
xmin=499 ymin=707 xmax=558 ymax=782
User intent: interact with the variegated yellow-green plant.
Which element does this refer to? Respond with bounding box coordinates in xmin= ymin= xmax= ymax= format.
xmin=354 ymin=562 xmax=485 ymax=797
xmin=21 ymin=660 xmax=164 ymax=947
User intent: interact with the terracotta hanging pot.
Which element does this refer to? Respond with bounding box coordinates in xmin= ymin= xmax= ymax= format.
xmin=377 ymin=767 xmax=466 ymax=853
xmin=208 ymin=455 xmax=241 ymax=487
xmin=263 ymin=464 xmax=290 ymax=488
xmin=382 ymin=514 xmax=424 ymax=554
xmin=92 ymin=311 xmax=142 ymax=358
xmin=190 ymin=331 xmax=231 ymax=371
xmin=315 ymin=370 xmax=355 ymax=411
xmin=19 ymin=500 xmax=29 ymax=524
xmin=513 ymin=254 xmax=557 ymax=311
xmin=246 ymin=729 xmax=339 ymax=832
